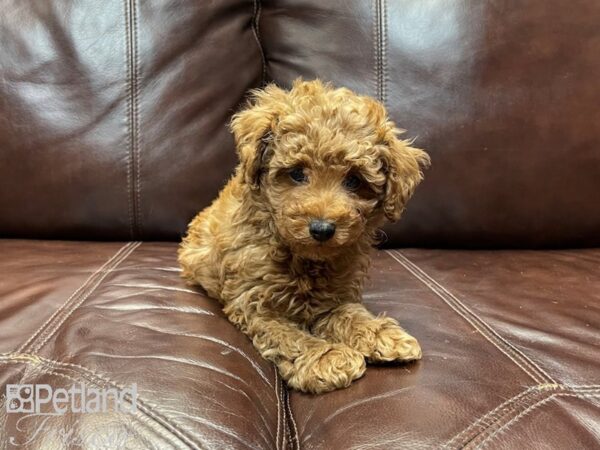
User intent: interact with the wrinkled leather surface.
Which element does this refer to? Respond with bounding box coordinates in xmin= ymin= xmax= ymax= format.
xmin=1 ymin=240 xmax=598 ymax=448
xmin=0 ymin=240 xmax=288 ymax=449
xmin=0 ymin=0 xmax=261 ymax=240
xmin=290 ymin=249 xmax=600 ymax=449
xmin=260 ymin=0 xmax=600 ymax=247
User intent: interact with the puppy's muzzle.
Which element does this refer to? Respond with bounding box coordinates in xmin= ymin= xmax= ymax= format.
xmin=309 ymin=219 xmax=336 ymax=242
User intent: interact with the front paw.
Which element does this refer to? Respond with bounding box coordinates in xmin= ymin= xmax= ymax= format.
xmin=349 ymin=318 xmax=422 ymax=363
xmin=368 ymin=325 xmax=422 ymax=363
xmin=285 ymin=343 xmax=366 ymax=394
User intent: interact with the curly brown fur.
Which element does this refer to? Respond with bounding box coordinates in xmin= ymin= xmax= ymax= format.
xmin=179 ymin=80 xmax=429 ymax=394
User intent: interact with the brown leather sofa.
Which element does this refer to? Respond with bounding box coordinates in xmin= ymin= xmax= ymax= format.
xmin=1 ymin=1 xmax=599 ymax=449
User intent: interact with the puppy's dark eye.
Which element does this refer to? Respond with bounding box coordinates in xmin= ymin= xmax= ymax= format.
xmin=289 ymin=167 xmax=308 ymax=184
xmin=343 ymin=173 xmax=362 ymax=191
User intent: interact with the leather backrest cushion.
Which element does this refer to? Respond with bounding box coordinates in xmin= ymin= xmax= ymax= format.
xmin=0 ymin=0 xmax=262 ymax=240
xmin=260 ymin=0 xmax=600 ymax=247
xmin=2 ymin=1 xmax=599 ymax=247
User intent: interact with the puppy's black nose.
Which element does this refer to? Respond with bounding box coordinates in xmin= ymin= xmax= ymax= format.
xmin=309 ymin=220 xmax=336 ymax=242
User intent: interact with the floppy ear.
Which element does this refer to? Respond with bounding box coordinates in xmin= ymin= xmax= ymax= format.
xmin=230 ymin=84 xmax=286 ymax=190
xmin=381 ymin=131 xmax=430 ymax=222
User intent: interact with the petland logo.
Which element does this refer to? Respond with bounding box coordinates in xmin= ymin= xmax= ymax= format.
xmin=6 ymin=383 xmax=138 ymax=415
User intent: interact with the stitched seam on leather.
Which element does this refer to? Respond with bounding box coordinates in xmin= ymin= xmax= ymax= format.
xmin=124 ymin=0 xmax=141 ymax=238
xmin=395 ymin=250 xmax=557 ymax=383
xmin=373 ymin=0 xmax=380 ymax=102
xmin=387 ymin=249 xmax=544 ymax=383
xmin=443 ymin=385 xmax=600 ymax=449
xmin=381 ymin=0 xmax=387 ymax=107
xmin=132 ymin=0 xmax=142 ymax=237
xmin=387 ymin=250 xmax=556 ymax=384
xmin=447 ymin=385 xmax=565 ymax=448
xmin=284 ymin=385 xmax=299 ymax=450
xmin=474 ymin=385 xmax=600 ymax=435
xmin=281 ymin=375 xmax=288 ymax=450
xmin=444 ymin=386 xmax=542 ymax=448
xmin=276 ymin=370 xmax=291 ymax=450
xmin=275 ymin=369 xmax=282 ymax=450
xmin=16 ymin=243 xmax=135 ymax=354
xmin=373 ymin=0 xmax=387 ymax=106
xmin=282 ymin=379 xmax=289 ymax=450
xmin=252 ymin=0 xmax=267 ymax=86
xmin=29 ymin=242 xmax=141 ymax=353
xmin=0 ymin=356 xmax=201 ymax=449
xmin=123 ymin=0 xmax=135 ymax=238
xmin=474 ymin=390 xmax=600 ymax=450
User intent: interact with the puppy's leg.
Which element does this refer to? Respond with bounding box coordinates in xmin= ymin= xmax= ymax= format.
xmin=312 ymin=303 xmax=422 ymax=363
xmin=230 ymin=311 xmax=366 ymax=393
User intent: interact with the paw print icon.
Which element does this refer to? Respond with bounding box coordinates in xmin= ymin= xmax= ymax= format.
xmin=5 ymin=385 xmax=34 ymax=413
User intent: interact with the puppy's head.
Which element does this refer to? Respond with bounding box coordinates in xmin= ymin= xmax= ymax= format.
xmin=231 ymin=79 xmax=429 ymax=260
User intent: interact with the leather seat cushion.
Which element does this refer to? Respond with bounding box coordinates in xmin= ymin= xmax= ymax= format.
xmin=290 ymin=249 xmax=600 ymax=449
xmin=1 ymin=240 xmax=598 ymax=448
xmin=0 ymin=240 xmax=289 ymax=449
